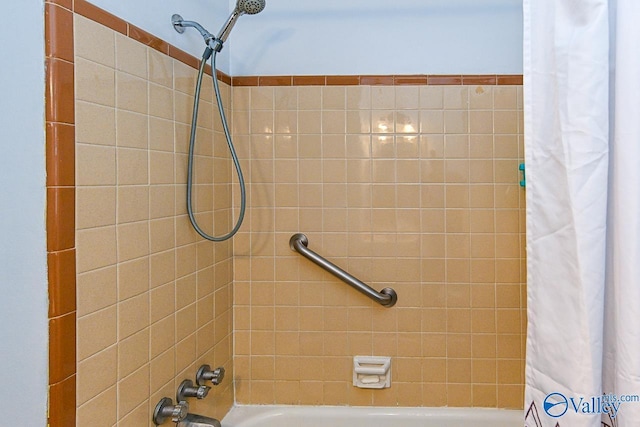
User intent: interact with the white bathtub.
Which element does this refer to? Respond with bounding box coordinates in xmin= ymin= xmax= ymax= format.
xmin=222 ymin=405 xmax=522 ymax=427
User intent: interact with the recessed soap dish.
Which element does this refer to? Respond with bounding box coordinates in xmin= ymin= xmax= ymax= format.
xmin=353 ymin=356 xmax=391 ymax=389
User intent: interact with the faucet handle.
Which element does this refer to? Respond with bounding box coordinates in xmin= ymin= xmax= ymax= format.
xmin=152 ymin=397 xmax=188 ymax=425
xmin=177 ymin=379 xmax=210 ymax=401
xmin=196 ymin=364 xmax=225 ymax=386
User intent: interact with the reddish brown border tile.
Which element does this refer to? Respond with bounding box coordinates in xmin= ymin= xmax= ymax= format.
xmin=232 ymin=76 xmax=260 ymax=86
xmin=49 ymin=375 xmax=76 ymax=427
xmin=47 ymin=0 xmax=72 ymax=10
xmin=48 ymin=249 xmax=77 ymax=318
xmin=74 ymin=0 xmax=127 ymax=35
xmin=47 ymin=3 xmax=75 ymax=424
xmin=46 ymin=59 xmax=75 ymax=124
xmin=229 ymin=74 xmax=523 ymax=87
xmin=260 ymin=76 xmax=293 ymax=86
xmin=204 ymin=63 xmax=214 ymax=78
xmin=360 ymin=75 xmax=395 ymax=85
xmin=327 ymin=75 xmax=360 ymax=85
xmin=293 ymin=75 xmax=326 ymax=86
xmin=462 ymin=75 xmax=497 ymax=85
xmin=230 ymin=74 xmax=522 ymax=86
xmin=47 ymin=187 xmax=75 ymax=252
xmin=45 ymin=3 xmax=74 ymax=62
xmin=394 ymin=75 xmax=428 ymax=85
xmin=129 ymin=24 xmax=170 ymax=55
xmin=168 ymin=45 xmax=200 ymax=70
xmin=217 ymin=70 xmax=232 ymax=85
xmin=428 ymin=75 xmax=463 ymax=85
xmin=49 ymin=312 xmax=76 ymax=384
xmin=46 ymin=123 xmax=75 ymax=187
xmin=497 ymin=75 xmax=524 ymax=85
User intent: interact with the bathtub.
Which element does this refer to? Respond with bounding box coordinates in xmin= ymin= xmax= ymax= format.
xmin=221 ymin=405 xmax=522 ymax=427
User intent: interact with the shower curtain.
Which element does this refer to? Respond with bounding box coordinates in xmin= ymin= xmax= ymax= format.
xmin=523 ymin=0 xmax=640 ymax=426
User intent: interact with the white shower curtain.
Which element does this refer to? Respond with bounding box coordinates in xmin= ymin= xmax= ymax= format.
xmin=524 ymin=0 xmax=640 ymax=426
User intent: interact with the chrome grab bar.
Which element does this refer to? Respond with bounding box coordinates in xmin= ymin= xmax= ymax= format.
xmin=289 ymin=233 xmax=398 ymax=307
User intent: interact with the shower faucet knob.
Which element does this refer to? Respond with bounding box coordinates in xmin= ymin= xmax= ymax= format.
xmin=196 ymin=365 xmax=225 ymax=386
xmin=177 ymin=379 xmax=210 ymax=401
xmin=152 ymin=397 xmax=188 ymax=425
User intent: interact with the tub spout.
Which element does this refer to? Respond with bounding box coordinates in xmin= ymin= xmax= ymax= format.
xmin=176 ymin=413 xmax=222 ymax=427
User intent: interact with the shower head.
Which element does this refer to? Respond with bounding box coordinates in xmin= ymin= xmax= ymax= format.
xmin=214 ymin=0 xmax=266 ymax=50
xmin=237 ymin=0 xmax=266 ymax=15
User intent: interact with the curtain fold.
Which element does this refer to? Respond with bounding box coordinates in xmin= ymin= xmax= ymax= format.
xmin=524 ymin=0 xmax=640 ymax=426
xmin=602 ymin=0 xmax=640 ymax=425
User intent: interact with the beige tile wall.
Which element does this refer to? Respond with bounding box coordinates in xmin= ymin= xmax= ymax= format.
xmin=74 ymin=16 xmax=234 ymax=426
xmin=232 ymin=83 xmax=526 ymax=408
xmin=72 ymin=10 xmax=525 ymax=421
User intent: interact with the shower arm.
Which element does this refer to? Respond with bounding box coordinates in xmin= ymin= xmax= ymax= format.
xmin=172 ymin=15 xmax=223 ymax=52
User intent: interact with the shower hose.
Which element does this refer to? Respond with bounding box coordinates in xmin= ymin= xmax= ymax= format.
xmin=187 ymin=46 xmax=246 ymax=241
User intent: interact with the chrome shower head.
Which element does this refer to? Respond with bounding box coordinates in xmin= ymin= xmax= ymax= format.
xmin=214 ymin=0 xmax=266 ymax=49
xmin=237 ymin=0 xmax=266 ymax=15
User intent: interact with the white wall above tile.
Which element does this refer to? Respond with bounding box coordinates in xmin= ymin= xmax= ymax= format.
xmin=229 ymin=0 xmax=523 ymax=76
xmin=87 ymin=0 xmax=522 ymax=76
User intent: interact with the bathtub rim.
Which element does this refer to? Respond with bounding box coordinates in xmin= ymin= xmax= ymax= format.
xmin=221 ymin=404 xmax=523 ymax=425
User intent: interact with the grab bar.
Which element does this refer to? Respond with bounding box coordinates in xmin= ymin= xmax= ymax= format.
xmin=289 ymin=233 xmax=398 ymax=307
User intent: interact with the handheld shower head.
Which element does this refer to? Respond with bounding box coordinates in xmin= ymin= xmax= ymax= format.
xmin=214 ymin=0 xmax=266 ymax=50
xmin=237 ymin=0 xmax=266 ymax=15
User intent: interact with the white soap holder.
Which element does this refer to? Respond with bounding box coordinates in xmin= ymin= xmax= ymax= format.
xmin=353 ymin=356 xmax=391 ymax=389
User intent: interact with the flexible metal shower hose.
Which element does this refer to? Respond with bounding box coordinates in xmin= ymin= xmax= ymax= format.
xmin=186 ymin=47 xmax=246 ymax=241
